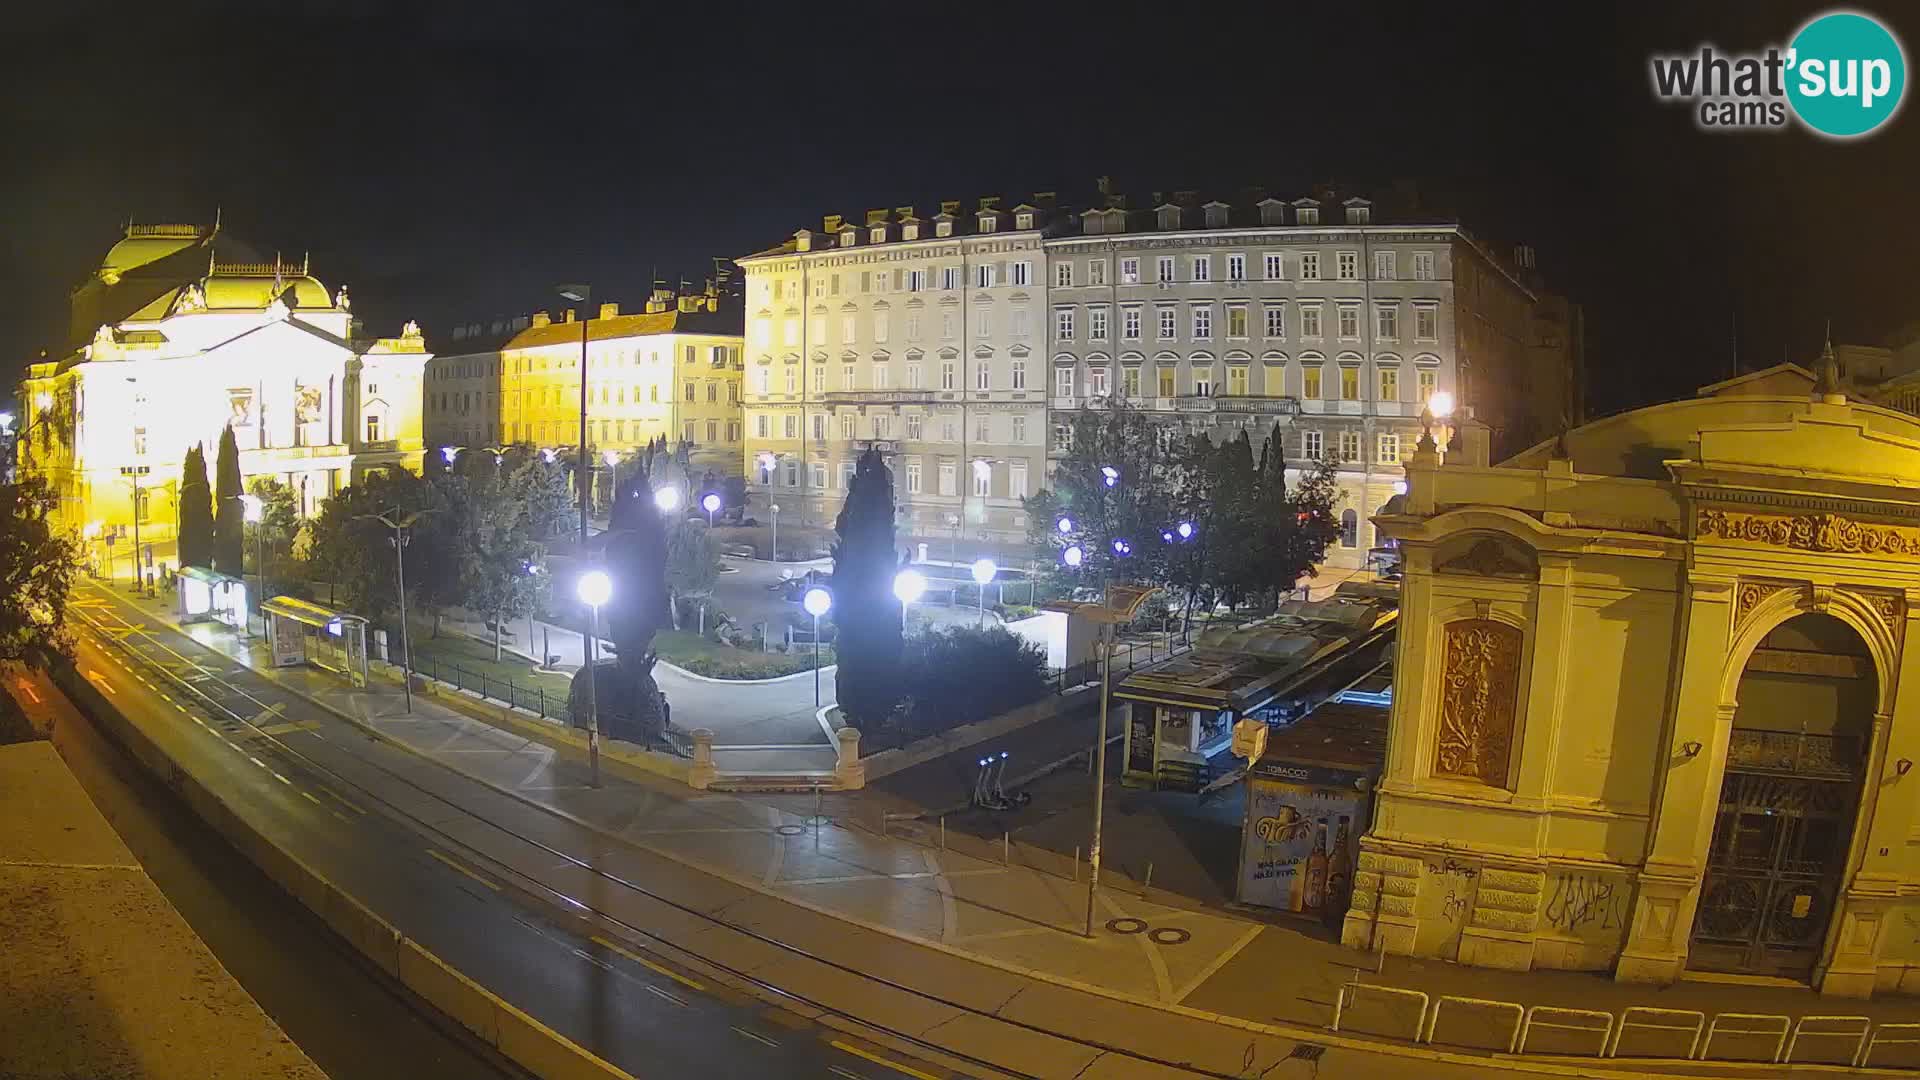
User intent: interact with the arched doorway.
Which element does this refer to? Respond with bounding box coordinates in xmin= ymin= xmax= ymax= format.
xmin=1689 ymin=613 xmax=1874 ymax=979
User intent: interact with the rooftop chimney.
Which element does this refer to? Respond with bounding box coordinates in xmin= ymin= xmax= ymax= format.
xmin=894 ymin=205 xmax=916 ymax=219
xmin=865 ymin=208 xmax=888 ymax=226
xmin=978 ymin=195 xmax=1001 ymax=211
xmin=823 ymin=213 xmax=843 ymax=233
xmin=1096 ymin=175 xmax=1113 ymax=196
xmin=939 ymin=200 xmax=961 ymax=216
xmin=531 ymin=311 xmax=551 ymax=328
xmin=598 ymin=302 xmax=620 ymax=319
xmin=562 ymin=309 xmax=575 ymax=323
xmin=1034 ymin=191 xmax=1057 ymax=208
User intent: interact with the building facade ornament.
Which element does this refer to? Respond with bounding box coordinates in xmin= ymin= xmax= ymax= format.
xmin=1697 ymin=508 xmax=1920 ymax=557
xmin=1436 ymin=537 xmax=1535 ymax=580
xmin=172 ymin=283 xmax=206 ymax=314
xmin=1433 ymin=618 xmax=1523 ymax=786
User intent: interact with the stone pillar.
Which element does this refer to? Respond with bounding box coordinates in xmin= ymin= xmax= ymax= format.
xmin=834 ymin=726 xmax=865 ymax=790
xmin=1616 ymin=574 xmax=1733 ymax=985
xmin=689 ymin=727 xmax=716 ymax=790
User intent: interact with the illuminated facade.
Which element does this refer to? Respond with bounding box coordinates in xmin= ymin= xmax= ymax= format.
xmin=737 ymin=199 xmax=1054 ymax=558
xmin=1348 ymin=354 xmax=1920 ymax=997
xmin=18 ymin=221 xmax=428 ymax=563
xmin=1047 ymin=186 xmax=1576 ymax=572
xmin=426 ymin=285 xmax=743 ymax=476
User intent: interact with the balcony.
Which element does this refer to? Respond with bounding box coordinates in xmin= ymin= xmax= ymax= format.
xmin=822 ymin=390 xmax=938 ymax=405
xmin=1173 ymin=394 xmax=1300 ymax=416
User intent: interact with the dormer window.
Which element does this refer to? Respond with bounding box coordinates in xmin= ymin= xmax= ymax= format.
xmin=1203 ymin=203 xmax=1230 ymax=228
xmin=871 ymin=225 xmax=887 ymax=243
xmin=1015 ymin=212 xmax=1034 ymax=230
xmin=979 ymin=214 xmax=998 ymax=234
xmin=1157 ymin=206 xmax=1180 ymax=230
xmin=935 ymin=217 xmax=954 ymax=237
xmin=902 ymin=222 xmax=920 ymax=241
xmin=839 ymin=229 xmax=857 ymax=248
xmin=1296 ymin=204 xmax=1320 ymax=226
xmin=1258 ymin=200 xmax=1286 ymax=226
xmin=1345 ymin=198 xmax=1372 ymax=225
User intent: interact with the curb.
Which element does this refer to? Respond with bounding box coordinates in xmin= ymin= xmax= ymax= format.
xmin=656 ymin=657 xmax=835 ymax=686
xmin=50 ymin=656 xmax=632 ymax=1080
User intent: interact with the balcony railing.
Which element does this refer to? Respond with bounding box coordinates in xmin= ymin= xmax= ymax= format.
xmin=1172 ymin=394 xmax=1300 ymax=416
xmin=822 ymin=390 xmax=938 ymax=405
xmin=1726 ymin=728 xmax=1863 ymax=780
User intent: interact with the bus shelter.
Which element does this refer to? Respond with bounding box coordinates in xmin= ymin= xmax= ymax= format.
xmin=262 ymin=596 xmax=369 ymax=687
xmin=175 ymin=565 xmax=247 ymax=630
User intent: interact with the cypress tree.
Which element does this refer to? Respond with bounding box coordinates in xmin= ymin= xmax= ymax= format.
xmin=178 ymin=444 xmax=213 ymax=569
xmin=212 ymin=425 xmax=244 ymax=575
xmin=832 ymin=447 xmax=904 ymax=727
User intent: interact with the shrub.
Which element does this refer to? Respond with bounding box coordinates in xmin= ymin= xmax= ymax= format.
xmin=887 ymin=625 xmax=1049 ymax=746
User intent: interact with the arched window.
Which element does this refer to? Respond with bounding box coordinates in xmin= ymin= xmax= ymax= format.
xmin=1340 ymin=508 xmax=1359 ymax=548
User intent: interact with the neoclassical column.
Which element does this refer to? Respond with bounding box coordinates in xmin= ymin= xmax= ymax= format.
xmin=1616 ymin=573 xmax=1734 ymax=984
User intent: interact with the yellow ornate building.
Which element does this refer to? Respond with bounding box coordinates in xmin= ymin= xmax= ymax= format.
xmin=1348 ymin=350 xmax=1920 ymax=997
xmin=18 ymin=221 xmax=428 ymax=564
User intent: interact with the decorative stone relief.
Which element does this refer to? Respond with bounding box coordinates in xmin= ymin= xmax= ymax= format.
xmin=1433 ymin=619 xmax=1523 ymax=786
xmin=1436 ymin=538 xmax=1536 ymax=580
xmin=1736 ymin=582 xmax=1791 ymax=624
xmin=1863 ymin=591 xmax=1904 ymax=640
xmin=1699 ymin=508 xmax=1920 ymax=557
xmin=1352 ymin=852 xmax=1422 ymax=919
xmin=1470 ymin=868 xmax=1544 ymax=935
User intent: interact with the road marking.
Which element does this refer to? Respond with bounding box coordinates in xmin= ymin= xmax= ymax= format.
xmin=85 ymin=670 xmax=117 ymax=695
xmin=828 ymin=1067 xmax=867 ymax=1080
xmin=590 ymin=934 xmax=707 ymax=991
xmin=330 ymin=810 xmax=352 ymax=824
xmin=300 ymin=791 xmax=323 ymax=806
xmin=157 ymin=691 xmax=172 ymax=702
xmin=830 ymin=1042 xmax=936 ymax=1080
xmin=571 ymin=947 xmax=613 ymax=972
xmin=730 ymin=1026 xmax=779 ymax=1047
xmin=248 ymin=756 xmax=270 ymax=770
xmin=643 ymin=984 xmax=687 ymax=1007
xmin=426 ymin=848 xmax=501 ymax=891
xmin=271 ymin=772 xmax=292 ymax=785
xmin=321 ymin=787 xmax=368 ymax=815
xmin=14 ymin=680 xmax=41 ymax=704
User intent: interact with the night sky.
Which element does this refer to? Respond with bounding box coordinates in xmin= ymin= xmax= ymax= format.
xmin=5 ymin=1 xmax=1916 ymax=418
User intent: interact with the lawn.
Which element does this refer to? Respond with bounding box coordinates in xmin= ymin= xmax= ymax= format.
xmin=654 ymin=630 xmax=834 ymax=679
xmin=404 ymin=626 xmax=573 ymax=701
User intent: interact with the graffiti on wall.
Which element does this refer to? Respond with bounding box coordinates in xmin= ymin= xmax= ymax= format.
xmin=1543 ymin=869 xmax=1632 ymax=942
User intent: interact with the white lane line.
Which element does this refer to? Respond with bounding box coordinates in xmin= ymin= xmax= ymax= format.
xmin=589 ymin=935 xmax=707 ymax=991
xmin=571 ymin=948 xmax=613 ymax=972
xmin=643 ymin=984 xmax=687 ymax=1007
xmin=300 ymin=791 xmax=323 ymax=806
xmin=730 ymin=1026 xmax=778 ymax=1047
xmin=831 ymin=1041 xmax=939 ymax=1080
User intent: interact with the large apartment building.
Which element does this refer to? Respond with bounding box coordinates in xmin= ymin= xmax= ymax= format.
xmin=737 ymin=200 xmax=1055 ymax=558
xmin=1047 ymin=185 xmax=1578 ymax=570
xmin=426 ymin=284 xmax=744 ymax=476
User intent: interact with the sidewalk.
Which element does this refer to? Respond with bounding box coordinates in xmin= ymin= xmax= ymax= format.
xmin=119 ymin=585 xmax=1920 ymax=1072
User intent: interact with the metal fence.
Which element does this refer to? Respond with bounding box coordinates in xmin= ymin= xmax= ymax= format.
xmin=1332 ymin=981 xmax=1917 ymax=1069
xmin=409 ymin=654 xmax=573 ymax=726
xmin=1050 ymin=633 xmax=1191 ymax=694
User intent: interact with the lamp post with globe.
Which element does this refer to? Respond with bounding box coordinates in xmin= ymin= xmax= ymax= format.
xmin=237 ymin=493 xmax=265 ymax=637
xmin=577 ymin=568 xmax=612 ymax=789
xmin=653 ymin=485 xmax=681 ymax=514
xmin=970 ymin=558 xmax=996 ymax=626
xmin=701 ymin=491 xmax=721 ymax=528
xmin=802 ymin=586 xmax=832 ymax=708
xmin=892 ymin=568 xmax=925 ymax=633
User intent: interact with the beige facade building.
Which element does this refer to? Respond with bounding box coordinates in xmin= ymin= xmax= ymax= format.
xmin=1346 ymin=353 xmax=1920 ymax=997
xmin=426 ymin=285 xmax=743 ymax=476
xmin=737 ymin=199 xmax=1055 ymax=559
xmin=1046 ymin=186 xmax=1575 ymax=572
xmin=19 ymin=221 xmax=428 ymax=561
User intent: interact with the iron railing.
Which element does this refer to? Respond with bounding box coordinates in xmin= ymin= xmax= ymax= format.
xmin=409 ymin=654 xmax=573 ymax=726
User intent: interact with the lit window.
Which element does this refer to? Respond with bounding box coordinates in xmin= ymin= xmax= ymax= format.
xmin=1340 ymin=367 xmax=1360 ymax=400
xmin=1227 ymin=305 xmax=1248 ymax=339
xmin=1380 ymin=368 xmax=1399 ymax=400
xmin=1418 ymin=369 xmax=1437 ymax=402
xmin=1303 ymin=365 xmax=1323 ymax=398
xmin=1228 ymin=366 xmax=1248 ymax=396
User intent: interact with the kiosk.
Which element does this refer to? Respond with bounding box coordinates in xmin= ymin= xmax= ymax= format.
xmin=261 ymin=596 xmax=370 ymax=687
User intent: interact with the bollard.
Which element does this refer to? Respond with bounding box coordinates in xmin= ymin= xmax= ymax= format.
xmin=940 ymin=816 xmax=946 ymax=849
xmin=1073 ymin=846 xmax=1081 ymax=882
xmin=1003 ymin=831 xmax=1010 ymax=865
xmin=833 ymin=727 xmax=865 ymax=790
xmin=689 ymin=727 xmax=717 ymax=790
xmin=1143 ymin=862 xmax=1154 ymax=894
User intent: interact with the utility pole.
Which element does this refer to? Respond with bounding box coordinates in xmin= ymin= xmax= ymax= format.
xmin=361 ymin=508 xmax=433 ymax=713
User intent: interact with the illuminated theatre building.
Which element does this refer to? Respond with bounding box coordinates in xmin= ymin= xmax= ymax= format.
xmin=1345 ymin=352 xmax=1920 ymax=996
xmin=18 ymin=222 xmax=429 ymax=566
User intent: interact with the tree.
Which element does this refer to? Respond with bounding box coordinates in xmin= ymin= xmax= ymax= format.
xmin=500 ymin=445 xmax=575 ymax=541
xmin=0 ymin=478 xmax=80 ymax=661
xmin=212 ymin=425 xmax=244 ymax=575
xmin=895 ymin=625 xmax=1049 ymax=746
xmin=1023 ymin=398 xmax=1176 ymax=592
xmin=454 ymin=453 xmax=546 ymax=660
xmin=307 ymin=468 xmax=441 ymax=630
xmin=244 ymin=477 xmax=300 ymax=588
xmin=664 ymin=522 xmax=719 ymax=629
xmin=177 ymin=444 xmax=213 ymax=569
xmin=587 ymin=444 xmax=673 ymax=744
xmin=832 ymin=446 xmax=905 ymax=728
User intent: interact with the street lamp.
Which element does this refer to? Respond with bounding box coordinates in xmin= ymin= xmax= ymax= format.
xmin=893 ymin=568 xmax=925 ymax=632
xmin=701 ymin=491 xmax=721 ymax=528
xmin=359 ymin=508 xmax=435 ymax=714
xmin=576 ymin=568 xmax=612 ymax=789
xmin=238 ymin=493 xmax=264 ymax=638
xmin=1111 ymin=538 xmax=1132 ymax=557
xmin=1176 ymin=521 xmax=1194 ymax=540
xmin=769 ymin=502 xmax=780 ymax=563
xmin=802 ymin=586 xmax=831 ymax=708
xmin=971 ymin=558 xmax=996 ymax=626
xmin=1063 ymin=544 xmax=1084 ymax=568
xmin=1100 ymin=465 xmax=1119 ymax=488
xmin=540 ymin=448 xmax=558 ymax=464
xmin=440 ymin=446 xmax=460 ymax=465
xmin=557 ymin=283 xmax=593 ymax=551
xmin=653 ymin=485 xmax=681 ymax=513
xmin=1056 ymin=515 xmax=1074 ymax=535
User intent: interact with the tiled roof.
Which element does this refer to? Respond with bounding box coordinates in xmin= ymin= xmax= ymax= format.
xmin=502 ymin=305 xmax=742 ymax=350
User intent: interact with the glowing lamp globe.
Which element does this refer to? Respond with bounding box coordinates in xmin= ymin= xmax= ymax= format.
xmin=1427 ymin=390 xmax=1455 ymax=419
xmin=892 ymin=569 xmax=927 ymax=605
xmin=577 ymin=569 xmax=613 ymax=608
xmin=802 ymin=587 xmax=832 ymax=618
xmin=602 ymin=449 xmax=619 ymax=466
xmin=1056 ymin=516 xmax=1074 ymax=534
xmin=701 ymin=492 xmax=722 ymax=514
xmin=1177 ymin=521 xmax=1194 ymax=540
xmin=238 ymin=493 xmax=264 ymax=523
xmin=1063 ymin=545 xmax=1084 ymax=567
xmin=653 ymin=486 xmax=682 ymax=512
xmin=1100 ymin=465 xmax=1119 ymax=487
xmin=970 ymin=558 xmax=996 ymax=585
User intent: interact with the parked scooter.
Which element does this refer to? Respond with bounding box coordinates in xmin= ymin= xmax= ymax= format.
xmin=969 ymin=750 xmax=1031 ymax=811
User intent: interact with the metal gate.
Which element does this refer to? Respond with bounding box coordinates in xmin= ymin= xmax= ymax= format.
xmin=1689 ymin=729 xmax=1863 ymax=978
